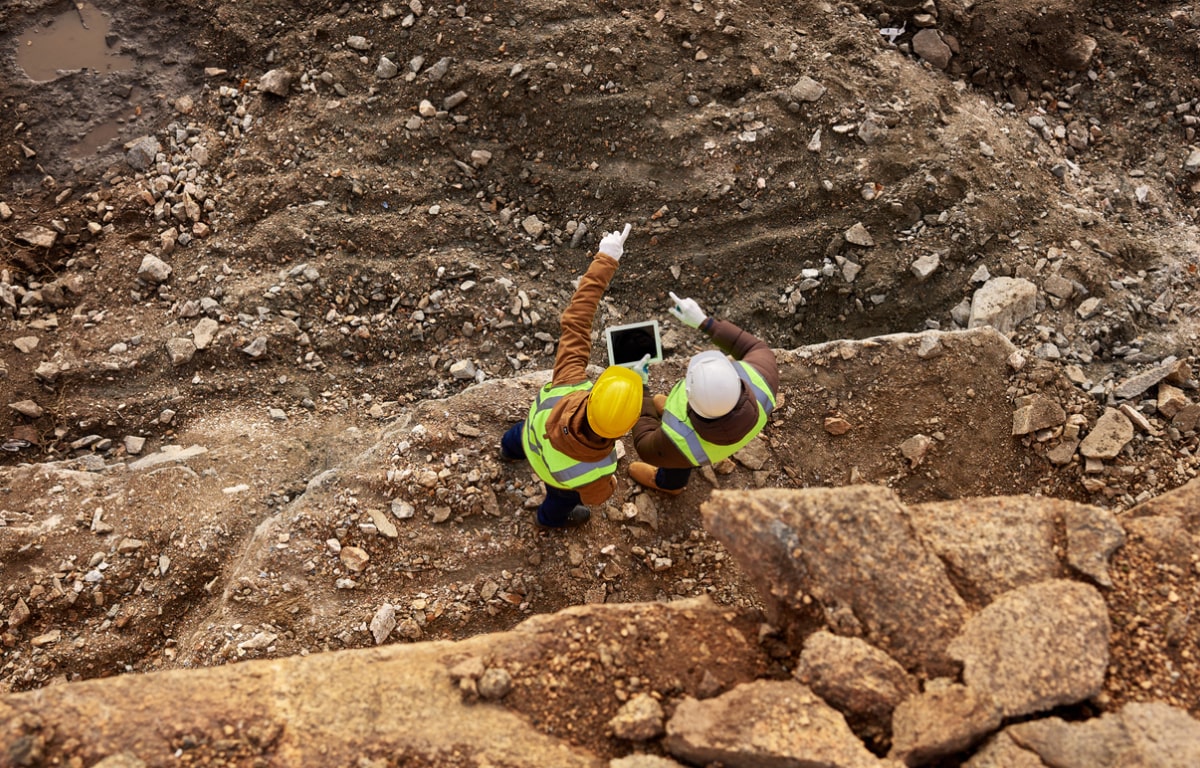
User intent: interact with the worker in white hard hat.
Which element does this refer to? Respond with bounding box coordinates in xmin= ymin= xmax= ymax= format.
xmin=629 ymin=292 xmax=778 ymax=495
xmin=500 ymin=224 xmax=643 ymax=528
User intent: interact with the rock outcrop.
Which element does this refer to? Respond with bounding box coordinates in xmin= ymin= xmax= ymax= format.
xmin=4 ymin=480 xmax=1200 ymax=767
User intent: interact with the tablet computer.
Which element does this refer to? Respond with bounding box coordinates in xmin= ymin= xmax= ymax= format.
xmin=605 ymin=320 xmax=663 ymax=368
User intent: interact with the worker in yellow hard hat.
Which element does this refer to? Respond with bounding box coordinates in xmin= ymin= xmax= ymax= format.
xmin=629 ymin=292 xmax=778 ymax=495
xmin=500 ymin=223 xmax=643 ymax=528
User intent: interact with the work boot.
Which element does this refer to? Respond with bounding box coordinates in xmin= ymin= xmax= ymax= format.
xmin=499 ymin=446 xmax=521 ymax=462
xmin=652 ymin=393 xmax=667 ymax=415
xmin=629 ymin=461 xmax=684 ymax=496
xmin=537 ymin=505 xmax=591 ymax=529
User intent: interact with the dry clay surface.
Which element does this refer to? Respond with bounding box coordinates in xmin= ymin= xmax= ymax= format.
xmin=1 ymin=0 xmax=1200 ymax=753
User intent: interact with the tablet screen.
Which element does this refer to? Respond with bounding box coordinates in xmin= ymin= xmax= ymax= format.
xmin=606 ymin=321 xmax=662 ymax=366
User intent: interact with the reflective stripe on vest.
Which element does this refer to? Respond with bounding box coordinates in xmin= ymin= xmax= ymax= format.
xmin=522 ymin=380 xmax=618 ymax=489
xmin=661 ymin=361 xmax=776 ymax=466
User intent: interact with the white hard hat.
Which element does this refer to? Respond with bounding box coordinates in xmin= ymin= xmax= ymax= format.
xmin=686 ymin=350 xmax=742 ymax=419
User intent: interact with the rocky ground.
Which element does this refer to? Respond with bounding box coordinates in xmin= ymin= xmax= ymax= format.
xmin=2 ymin=0 xmax=1200 ymax=762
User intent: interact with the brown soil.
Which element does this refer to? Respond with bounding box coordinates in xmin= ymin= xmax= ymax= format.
xmin=2 ymin=0 xmax=1199 ymax=761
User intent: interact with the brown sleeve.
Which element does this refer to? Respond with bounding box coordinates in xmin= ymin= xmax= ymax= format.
xmin=632 ymin=406 xmax=695 ymax=469
xmin=576 ymin=474 xmax=616 ymax=506
xmin=552 ymin=253 xmax=619 ymax=386
xmin=702 ymin=317 xmax=780 ymax=395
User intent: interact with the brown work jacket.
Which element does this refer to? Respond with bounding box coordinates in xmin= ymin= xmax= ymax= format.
xmin=540 ymin=251 xmax=621 ymax=505
xmin=632 ymin=317 xmax=780 ymax=469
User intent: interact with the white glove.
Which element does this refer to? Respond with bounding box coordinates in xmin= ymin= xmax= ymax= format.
xmin=598 ymin=223 xmax=632 ymax=261
xmin=635 ymin=353 xmax=651 ymax=385
xmin=669 ymin=291 xmax=707 ymax=329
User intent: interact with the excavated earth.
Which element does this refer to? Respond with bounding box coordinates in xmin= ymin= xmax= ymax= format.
xmin=2 ymin=0 xmax=1200 ymax=765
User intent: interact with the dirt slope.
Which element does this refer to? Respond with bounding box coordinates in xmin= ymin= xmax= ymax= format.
xmin=1 ymin=0 xmax=1199 ymax=731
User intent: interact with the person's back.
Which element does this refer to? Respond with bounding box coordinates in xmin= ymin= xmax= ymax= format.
xmin=630 ymin=293 xmax=778 ymax=495
xmin=500 ymin=224 xmax=643 ymax=527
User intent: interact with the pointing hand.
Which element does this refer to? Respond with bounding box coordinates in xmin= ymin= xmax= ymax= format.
xmin=668 ymin=291 xmax=707 ymax=329
xmin=598 ymin=223 xmax=632 ymax=261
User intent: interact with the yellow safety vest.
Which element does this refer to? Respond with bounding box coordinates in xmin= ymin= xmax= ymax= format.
xmin=522 ymin=380 xmax=618 ymax=489
xmin=662 ymin=361 xmax=776 ymax=466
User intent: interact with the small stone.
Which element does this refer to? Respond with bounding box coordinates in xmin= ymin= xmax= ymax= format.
xmin=968 ymin=277 xmax=1037 ymax=334
xmin=376 ymin=56 xmax=399 ymax=79
xmin=609 ymin=693 xmax=665 ymax=741
xmin=259 ymin=69 xmax=294 ymax=97
xmin=912 ymin=29 xmax=952 ymax=69
xmin=1173 ymin=403 xmax=1200 ymax=432
xmin=8 ymin=399 xmax=44 ymax=419
xmin=478 ymin=668 xmax=513 ymax=700
xmin=13 ymin=336 xmax=39 ymax=354
xmin=1115 ymin=364 xmax=1178 ymax=400
xmin=340 ymin=546 xmax=370 ymax=572
xmin=824 ymin=417 xmax=852 ymax=435
xmin=7 ymin=597 xmax=30 ymax=629
xmin=857 ymin=115 xmax=889 ymax=145
xmin=1079 ymin=408 xmax=1134 ymax=459
xmin=900 ymin=434 xmax=934 ymax=467
xmin=917 ymin=335 xmax=943 ymax=359
xmin=1077 ymin=297 xmax=1102 ymax=319
xmin=117 ymin=538 xmax=145 ymax=554
xmin=370 ymin=604 xmax=396 ymax=645
xmin=192 ymin=318 xmax=219 ymax=350
xmin=1043 ymin=273 xmax=1075 ymax=300
xmin=237 ymin=632 xmax=278 ymax=651
xmin=844 ymin=222 xmax=874 ymax=247
xmin=1059 ymin=33 xmax=1098 ymax=71
xmin=521 ymin=215 xmax=545 ymax=237
xmin=807 ymin=128 xmax=822 ymax=152
xmin=1012 ymin=396 xmax=1066 ymax=436
xmin=166 ymin=338 xmax=196 ymax=366
xmin=1046 ymin=438 xmax=1079 ymax=466
xmin=1119 ymin=403 xmax=1156 ymax=434
xmin=911 ymin=253 xmax=940 ymax=281
xmin=369 ymin=508 xmax=398 ymax=538
xmin=241 ymin=337 xmax=269 ymax=358
xmin=124 ymin=136 xmax=161 ymax=171
xmin=788 ymin=76 xmax=826 ymax=103
xmin=31 ymin=630 xmax=62 ymax=647
xmin=450 ymin=359 xmax=477 ymax=380
xmin=124 ymin=436 xmax=146 ymax=455
xmin=397 ymin=618 xmax=423 ymax=640
xmin=138 ymin=255 xmax=172 ymax=284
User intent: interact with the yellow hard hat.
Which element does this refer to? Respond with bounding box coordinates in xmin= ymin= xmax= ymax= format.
xmin=586 ymin=366 xmax=643 ymax=439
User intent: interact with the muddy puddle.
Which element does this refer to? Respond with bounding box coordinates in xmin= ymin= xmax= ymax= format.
xmin=15 ymin=2 xmax=134 ymax=82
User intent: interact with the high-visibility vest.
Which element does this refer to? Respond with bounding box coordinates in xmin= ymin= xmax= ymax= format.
xmin=522 ymin=380 xmax=618 ymax=490
xmin=662 ymin=361 xmax=776 ymax=466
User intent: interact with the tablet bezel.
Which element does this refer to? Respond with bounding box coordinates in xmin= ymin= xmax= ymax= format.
xmin=605 ymin=320 xmax=664 ymax=368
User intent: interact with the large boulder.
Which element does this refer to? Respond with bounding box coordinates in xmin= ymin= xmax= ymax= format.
xmin=968 ymin=702 xmax=1200 ymax=768
xmin=701 ymin=485 xmax=969 ymax=676
xmin=664 ymin=680 xmax=891 ymax=768
xmin=906 ymin=496 xmax=1123 ymax=600
xmin=947 ymin=580 xmax=1110 ymax=718
xmin=794 ymin=631 xmax=917 ymax=725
